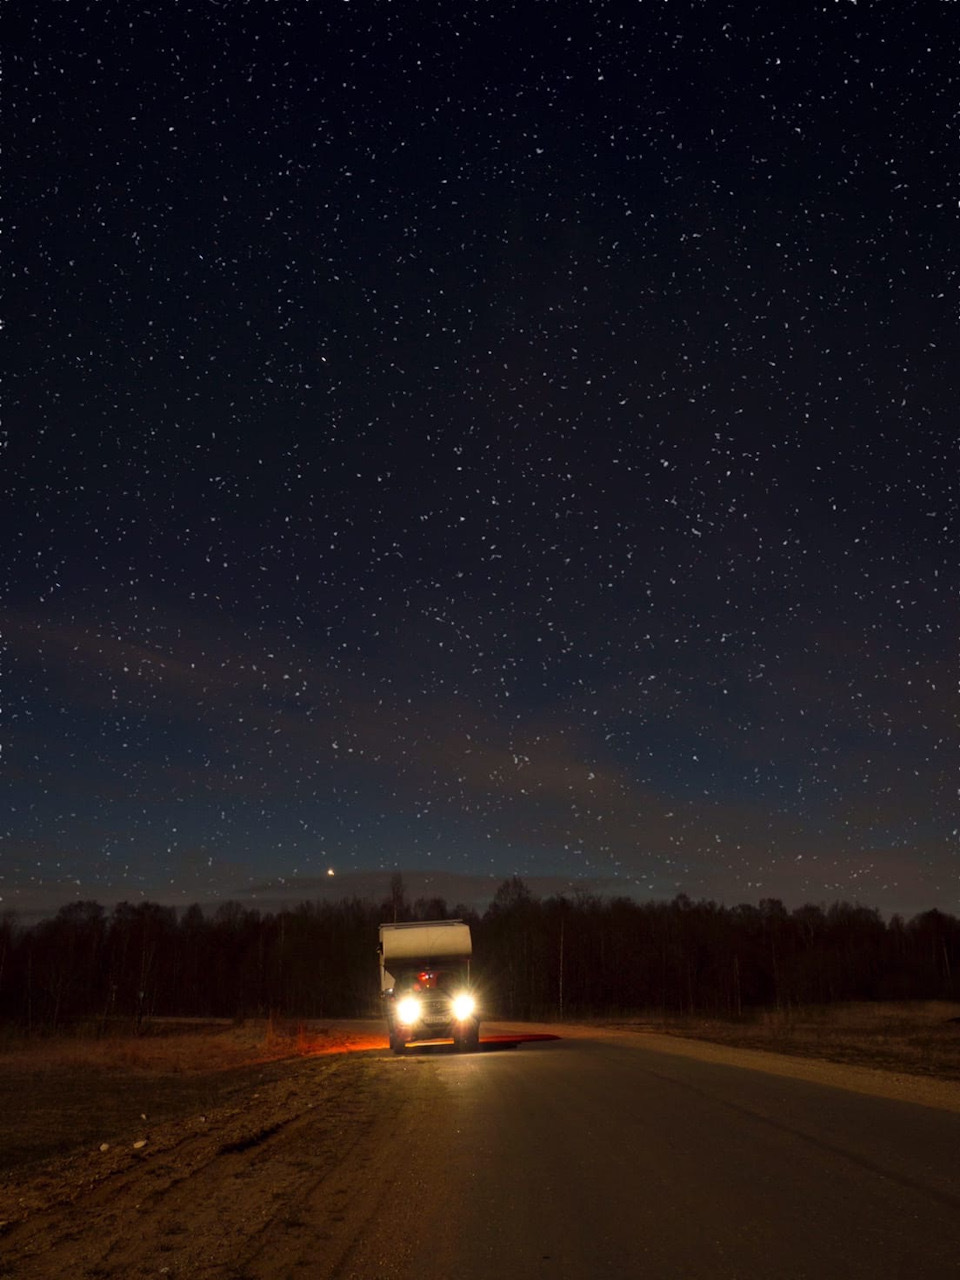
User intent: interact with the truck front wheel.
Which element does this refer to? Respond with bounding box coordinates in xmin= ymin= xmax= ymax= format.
xmin=456 ymin=1022 xmax=480 ymax=1053
xmin=389 ymin=1028 xmax=407 ymax=1054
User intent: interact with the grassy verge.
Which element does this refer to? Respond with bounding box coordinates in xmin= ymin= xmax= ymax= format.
xmin=0 ymin=1018 xmax=382 ymax=1174
xmin=637 ymin=1000 xmax=960 ymax=1082
xmin=0 ymin=1016 xmax=374 ymax=1075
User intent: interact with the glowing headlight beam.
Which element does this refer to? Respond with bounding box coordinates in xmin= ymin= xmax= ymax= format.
xmin=452 ymin=993 xmax=476 ymax=1021
xmin=396 ymin=996 xmax=422 ymax=1026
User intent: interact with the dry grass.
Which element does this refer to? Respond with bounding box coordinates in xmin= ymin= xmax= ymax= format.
xmin=648 ymin=1000 xmax=960 ymax=1082
xmin=0 ymin=1016 xmax=376 ymax=1077
xmin=0 ymin=1018 xmax=385 ymax=1174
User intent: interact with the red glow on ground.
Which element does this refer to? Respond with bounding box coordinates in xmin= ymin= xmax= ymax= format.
xmin=308 ymin=1034 xmax=388 ymax=1055
xmin=479 ymin=1033 xmax=561 ymax=1043
xmin=301 ymin=1031 xmax=562 ymax=1058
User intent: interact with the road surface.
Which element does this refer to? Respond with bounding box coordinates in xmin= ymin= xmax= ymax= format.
xmin=4 ymin=1024 xmax=960 ymax=1278
xmin=365 ymin=1031 xmax=960 ymax=1279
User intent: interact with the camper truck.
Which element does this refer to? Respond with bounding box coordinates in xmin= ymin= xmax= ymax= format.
xmin=379 ymin=920 xmax=480 ymax=1053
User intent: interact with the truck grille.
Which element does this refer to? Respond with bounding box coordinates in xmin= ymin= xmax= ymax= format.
xmin=421 ymin=998 xmax=451 ymax=1023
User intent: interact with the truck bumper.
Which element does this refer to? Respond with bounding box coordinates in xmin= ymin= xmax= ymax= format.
xmin=389 ymin=1019 xmax=480 ymax=1052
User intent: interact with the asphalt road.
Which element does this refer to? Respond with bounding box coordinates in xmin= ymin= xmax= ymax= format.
xmin=341 ymin=1031 xmax=960 ymax=1280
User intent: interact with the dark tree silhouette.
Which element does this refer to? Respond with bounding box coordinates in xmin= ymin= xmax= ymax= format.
xmin=0 ymin=885 xmax=957 ymax=1030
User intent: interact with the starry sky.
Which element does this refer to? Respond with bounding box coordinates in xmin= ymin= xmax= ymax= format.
xmin=4 ymin=1 xmax=957 ymax=920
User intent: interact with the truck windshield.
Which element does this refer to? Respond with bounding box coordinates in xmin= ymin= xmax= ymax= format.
xmin=397 ymin=969 xmax=463 ymax=992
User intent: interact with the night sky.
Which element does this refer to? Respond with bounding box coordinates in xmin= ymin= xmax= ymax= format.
xmin=5 ymin=2 xmax=957 ymax=920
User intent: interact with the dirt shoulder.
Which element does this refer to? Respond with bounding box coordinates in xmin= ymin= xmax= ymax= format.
xmin=584 ymin=1022 xmax=960 ymax=1115
xmin=0 ymin=1043 xmax=420 ymax=1279
xmin=0 ymin=1020 xmax=383 ymax=1178
xmin=493 ymin=1006 xmax=960 ymax=1116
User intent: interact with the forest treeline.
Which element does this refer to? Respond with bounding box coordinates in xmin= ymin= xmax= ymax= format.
xmin=0 ymin=877 xmax=957 ymax=1030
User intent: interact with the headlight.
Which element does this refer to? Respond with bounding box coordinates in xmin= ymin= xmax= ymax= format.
xmin=452 ymin=993 xmax=476 ymax=1021
xmin=396 ymin=996 xmax=421 ymax=1026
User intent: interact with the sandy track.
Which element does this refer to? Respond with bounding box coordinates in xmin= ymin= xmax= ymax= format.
xmin=1 ymin=1051 xmax=442 ymax=1279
